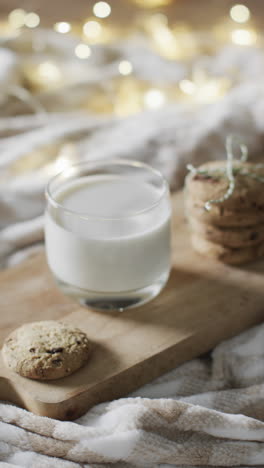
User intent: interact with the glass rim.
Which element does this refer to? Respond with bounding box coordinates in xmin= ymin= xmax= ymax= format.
xmin=45 ymin=158 xmax=170 ymax=221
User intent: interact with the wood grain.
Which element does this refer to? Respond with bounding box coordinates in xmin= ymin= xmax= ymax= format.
xmin=1 ymin=191 xmax=264 ymax=420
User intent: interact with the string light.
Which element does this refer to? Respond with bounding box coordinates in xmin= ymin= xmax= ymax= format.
xmin=230 ymin=4 xmax=250 ymax=23
xmin=118 ymin=60 xmax=133 ymax=75
xmin=75 ymin=43 xmax=91 ymax=59
xmin=179 ymin=79 xmax=197 ymax=95
xmin=179 ymin=69 xmax=231 ymax=103
xmin=231 ymin=28 xmax=257 ymax=45
xmin=93 ymin=2 xmax=111 ymax=19
xmin=37 ymin=62 xmax=61 ymax=83
xmin=8 ymin=9 xmax=26 ymax=28
xmin=54 ymin=22 xmax=71 ymax=33
xmin=144 ymin=89 xmax=166 ymax=109
xmin=24 ymin=12 xmax=40 ymax=28
xmin=4 ymin=3 xmax=260 ymax=115
xmin=144 ymin=14 xmax=186 ymax=60
xmin=83 ymin=20 xmax=102 ymax=40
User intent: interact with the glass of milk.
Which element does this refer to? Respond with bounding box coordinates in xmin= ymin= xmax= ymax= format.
xmin=45 ymin=159 xmax=171 ymax=310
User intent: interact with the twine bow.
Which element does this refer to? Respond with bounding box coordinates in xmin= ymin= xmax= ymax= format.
xmin=187 ymin=135 xmax=264 ymax=211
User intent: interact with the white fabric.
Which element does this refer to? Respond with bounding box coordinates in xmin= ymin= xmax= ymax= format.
xmin=0 ymin=95 xmax=263 ymax=267
xmin=1 ymin=28 xmax=264 ymax=467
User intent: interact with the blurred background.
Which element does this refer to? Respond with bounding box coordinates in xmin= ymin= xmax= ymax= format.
xmin=1 ymin=0 xmax=264 ymax=268
xmin=0 ymin=0 xmax=262 ymax=117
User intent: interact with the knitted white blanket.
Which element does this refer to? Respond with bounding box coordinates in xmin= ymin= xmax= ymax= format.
xmin=1 ymin=30 xmax=264 ymax=467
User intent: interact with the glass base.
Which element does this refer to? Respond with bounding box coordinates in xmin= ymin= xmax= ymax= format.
xmin=55 ymin=272 xmax=169 ymax=311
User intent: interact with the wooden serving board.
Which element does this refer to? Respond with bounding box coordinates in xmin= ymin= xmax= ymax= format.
xmin=1 ymin=192 xmax=264 ymax=420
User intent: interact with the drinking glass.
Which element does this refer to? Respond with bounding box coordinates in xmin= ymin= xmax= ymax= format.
xmin=45 ymin=159 xmax=171 ymax=310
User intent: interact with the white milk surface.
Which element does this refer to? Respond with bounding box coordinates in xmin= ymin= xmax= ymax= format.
xmin=45 ymin=175 xmax=171 ymax=292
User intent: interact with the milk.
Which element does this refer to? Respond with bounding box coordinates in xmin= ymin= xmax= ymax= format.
xmin=45 ymin=175 xmax=171 ymax=293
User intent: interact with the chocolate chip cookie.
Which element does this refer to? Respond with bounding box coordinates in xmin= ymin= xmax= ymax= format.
xmin=185 ymin=197 xmax=264 ymax=227
xmin=191 ymin=234 xmax=264 ymax=265
xmin=2 ymin=320 xmax=91 ymax=380
xmin=188 ymin=217 xmax=264 ymax=248
xmin=185 ymin=161 xmax=264 ymax=214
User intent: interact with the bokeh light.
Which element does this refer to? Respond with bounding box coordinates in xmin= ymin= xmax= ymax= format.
xmin=144 ymin=89 xmax=166 ymax=109
xmin=24 ymin=12 xmax=40 ymax=28
xmin=75 ymin=43 xmax=91 ymax=59
xmin=54 ymin=22 xmax=71 ymax=33
xmin=179 ymin=79 xmax=197 ymax=95
xmin=37 ymin=62 xmax=62 ymax=83
xmin=132 ymin=0 xmax=172 ymax=7
xmin=8 ymin=9 xmax=26 ymax=28
xmin=231 ymin=28 xmax=257 ymax=45
xmin=118 ymin=60 xmax=133 ymax=75
xmin=83 ymin=20 xmax=102 ymax=40
xmin=230 ymin=4 xmax=250 ymax=23
xmin=93 ymin=2 xmax=111 ymax=19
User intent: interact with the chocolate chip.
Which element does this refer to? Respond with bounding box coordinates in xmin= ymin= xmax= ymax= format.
xmin=46 ymin=347 xmax=64 ymax=354
xmin=52 ymin=359 xmax=62 ymax=366
xmin=76 ymin=340 xmax=81 ymax=345
xmin=193 ymin=174 xmax=220 ymax=183
xmin=211 ymin=178 xmax=220 ymax=183
xmin=29 ymin=348 xmax=35 ymax=353
xmin=250 ymin=232 xmax=258 ymax=241
xmin=194 ymin=174 xmax=210 ymax=181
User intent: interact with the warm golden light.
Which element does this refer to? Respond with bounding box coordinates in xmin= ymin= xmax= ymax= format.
xmin=196 ymin=81 xmax=226 ymax=102
xmin=24 ymin=12 xmax=40 ymax=28
xmin=132 ymin=0 xmax=172 ymax=7
xmin=83 ymin=20 xmax=102 ymax=39
xmin=179 ymin=68 xmax=231 ymax=104
xmin=53 ymin=156 xmax=72 ymax=173
xmin=231 ymin=28 xmax=257 ymax=45
xmin=54 ymin=22 xmax=71 ymax=33
xmin=148 ymin=13 xmax=168 ymax=26
xmin=118 ymin=60 xmax=133 ymax=75
xmin=8 ymin=9 xmax=26 ymax=29
xmin=46 ymin=144 xmax=77 ymax=176
xmin=144 ymin=14 xmax=183 ymax=60
xmin=75 ymin=43 xmax=91 ymax=59
xmin=93 ymin=2 xmax=111 ymax=18
xmin=114 ymin=78 xmax=143 ymax=116
xmin=144 ymin=89 xmax=165 ymax=109
xmin=179 ymin=79 xmax=197 ymax=95
xmin=230 ymin=4 xmax=250 ymax=23
xmin=37 ymin=62 xmax=61 ymax=83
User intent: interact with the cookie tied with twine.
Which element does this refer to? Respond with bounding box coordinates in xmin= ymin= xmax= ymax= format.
xmin=185 ymin=136 xmax=264 ymax=264
xmin=185 ymin=136 xmax=264 ymax=217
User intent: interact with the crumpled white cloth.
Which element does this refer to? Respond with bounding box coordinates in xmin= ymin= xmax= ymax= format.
xmin=1 ymin=28 xmax=264 ymax=467
xmin=0 ymin=93 xmax=263 ymax=267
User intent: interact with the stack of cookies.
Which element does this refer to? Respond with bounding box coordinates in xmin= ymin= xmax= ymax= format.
xmin=185 ymin=160 xmax=264 ymax=265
